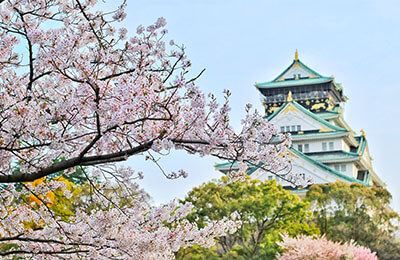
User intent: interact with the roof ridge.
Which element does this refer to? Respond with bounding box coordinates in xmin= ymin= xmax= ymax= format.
xmin=256 ymin=77 xmax=333 ymax=89
xmin=297 ymin=60 xmax=323 ymax=78
xmin=272 ymin=60 xmax=296 ymax=82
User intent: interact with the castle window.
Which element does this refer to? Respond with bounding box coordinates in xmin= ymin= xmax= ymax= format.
xmin=291 ymin=125 xmax=296 ymax=132
xmin=341 ymin=164 xmax=347 ymax=172
xmin=329 ymin=142 xmax=334 ymax=151
xmin=286 ymin=126 xmax=290 ymax=132
xmin=304 ymin=144 xmax=310 ymax=152
xmin=280 ymin=126 xmax=285 ymax=133
xmin=334 ymin=165 xmax=340 ymax=171
xmin=322 ymin=142 xmax=327 ymax=151
xmin=297 ymin=125 xmax=301 ymax=131
xmin=357 ymin=171 xmax=366 ymax=181
xmin=298 ymin=144 xmax=303 ymax=152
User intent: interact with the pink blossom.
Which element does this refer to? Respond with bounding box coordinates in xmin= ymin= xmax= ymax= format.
xmin=277 ymin=234 xmax=378 ymax=260
xmin=0 ymin=0 xmax=292 ymax=258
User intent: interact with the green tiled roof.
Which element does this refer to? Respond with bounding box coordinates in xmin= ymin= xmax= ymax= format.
xmin=215 ymin=161 xmax=238 ymax=168
xmin=355 ymin=135 xmax=367 ymax=156
xmin=290 ymin=148 xmax=369 ymax=186
xmin=214 ymin=161 xmax=262 ymax=176
xmin=266 ymin=100 xmax=347 ymax=132
xmin=291 ymin=131 xmax=347 ymax=139
xmin=317 ymin=106 xmax=341 ymax=118
xmin=256 ymin=77 xmax=332 ymax=89
xmin=215 ymin=148 xmax=369 ymax=187
xmin=307 ymin=151 xmax=359 ymax=162
xmin=291 ymin=188 xmax=309 ymax=194
xmin=255 ymin=58 xmax=333 ymax=89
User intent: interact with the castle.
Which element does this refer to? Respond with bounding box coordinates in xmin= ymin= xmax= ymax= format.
xmin=216 ymin=51 xmax=384 ymax=194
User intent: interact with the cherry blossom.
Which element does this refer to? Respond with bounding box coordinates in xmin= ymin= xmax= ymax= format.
xmin=0 ymin=0 xmax=292 ymax=258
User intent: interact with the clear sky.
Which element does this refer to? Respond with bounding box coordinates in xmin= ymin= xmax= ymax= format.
xmin=117 ymin=0 xmax=400 ymax=212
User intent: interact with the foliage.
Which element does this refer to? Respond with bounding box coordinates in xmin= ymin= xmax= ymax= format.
xmin=24 ymin=176 xmax=81 ymax=221
xmin=177 ymin=177 xmax=318 ymax=259
xmin=365 ymin=232 xmax=400 ymax=260
xmin=305 ymin=181 xmax=400 ymax=260
xmin=0 ymin=0 xmax=292 ymax=258
xmin=276 ymin=234 xmax=378 ymax=260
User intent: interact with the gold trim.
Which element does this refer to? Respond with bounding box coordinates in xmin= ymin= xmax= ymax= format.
xmin=287 ymin=91 xmax=293 ymax=102
xmin=282 ymin=104 xmax=297 ymax=114
xmin=268 ymin=106 xmax=279 ymax=114
xmin=292 ymin=63 xmax=300 ymax=69
xmin=319 ymin=127 xmax=332 ymax=132
xmin=311 ymin=103 xmax=326 ymax=110
xmin=294 ymin=49 xmax=299 ymax=61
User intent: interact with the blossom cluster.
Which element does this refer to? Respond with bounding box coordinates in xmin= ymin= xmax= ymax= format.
xmin=277 ymin=234 xmax=378 ymax=260
xmin=0 ymin=0 xmax=290 ymax=184
xmin=0 ymin=0 xmax=291 ymax=258
xmin=0 ymin=181 xmax=241 ymax=259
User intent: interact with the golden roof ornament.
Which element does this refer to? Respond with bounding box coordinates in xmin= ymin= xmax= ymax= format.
xmin=287 ymin=91 xmax=293 ymax=102
xmin=361 ymin=129 xmax=366 ymax=137
xmin=294 ymin=50 xmax=299 ymax=61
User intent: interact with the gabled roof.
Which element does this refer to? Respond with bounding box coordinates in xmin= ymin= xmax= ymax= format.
xmin=255 ymin=51 xmax=336 ymax=89
xmin=273 ymin=51 xmax=323 ymax=81
xmin=215 ymin=161 xmax=263 ymax=175
xmin=290 ymin=148 xmax=369 ymax=186
xmin=266 ymin=99 xmax=347 ymax=132
xmin=215 ymin=148 xmax=369 ymax=187
xmin=306 ymin=151 xmax=359 ymax=163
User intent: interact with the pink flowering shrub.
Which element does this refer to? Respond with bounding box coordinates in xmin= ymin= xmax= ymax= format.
xmin=277 ymin=234 xmax=378 ymax=260
xmin=349 ymin=243 xmax=379 ymax=260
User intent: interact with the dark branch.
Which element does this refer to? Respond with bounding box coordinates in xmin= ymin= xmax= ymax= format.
xmin=0 ymin=249 xmax=89 ymax=257
xmin=0 ymin=141 xmax=154 ymax=183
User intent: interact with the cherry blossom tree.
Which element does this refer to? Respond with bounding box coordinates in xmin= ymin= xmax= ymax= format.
xmin=0 ymin=0 xmax=291 ymax=258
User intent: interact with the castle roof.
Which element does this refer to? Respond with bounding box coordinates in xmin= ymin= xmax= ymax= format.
xmin=255 ymin=51 xmax=342 ymax=91
xmin=214 ymin=147 xmax=370 ymax=187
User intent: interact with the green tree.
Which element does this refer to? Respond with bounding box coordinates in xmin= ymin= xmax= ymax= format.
xmin=177 ymin=177 xmax=318 ymax=260
xmin=305 ymin=181 xmax=400 ymax=260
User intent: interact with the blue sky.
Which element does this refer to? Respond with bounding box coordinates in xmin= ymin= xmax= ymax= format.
xmin=117 ymin=0 xmax=400 ymax=211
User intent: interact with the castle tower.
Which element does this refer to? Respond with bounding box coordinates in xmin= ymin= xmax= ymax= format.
xmin=257 ymin=50 xmax=346 ymax=117
xmin=216 ymin=51 xmax=384 ymax=193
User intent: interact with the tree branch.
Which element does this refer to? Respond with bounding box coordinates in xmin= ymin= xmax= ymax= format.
xmin=0 ymin=141 xmax=154 ymax=183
